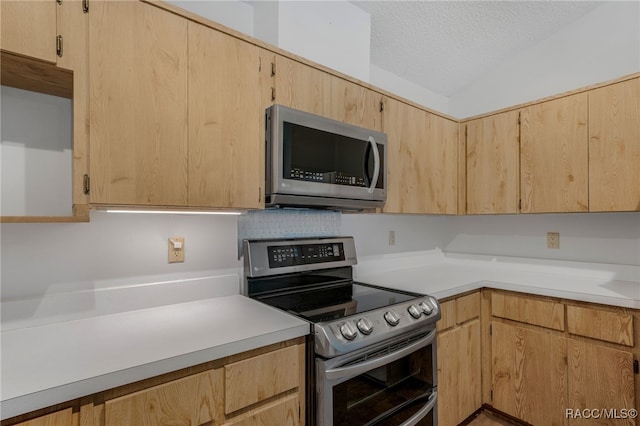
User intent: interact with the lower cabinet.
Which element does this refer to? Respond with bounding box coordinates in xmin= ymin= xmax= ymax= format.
xmin=436 ymin=291 xmax=482 ymax=426
xmin=489 ymin=290 xmax=637 ymax=426
xmin=10 ymin=409 xmax=75 ymax=426
xmin=492 ymin=321 xmax=568 ymax=426
xmin=2 ymin=339 xmax=304 ymax=426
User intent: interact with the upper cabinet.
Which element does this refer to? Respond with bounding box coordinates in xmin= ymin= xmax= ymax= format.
xmin=1 ymin=1 xmax=57 ymax=63
xmin=383 ymin=97 xmax=458 ymax=214
xmin=588 ymin=78 xmax=640 ymax=212
xmin=188 ymin=22 xmax=264 ymax=209
xmin=89 ymin=0 xmax=188 ymax=207
xmin=520 ymin=93 xmax=589 ymax=213
xmin=465 ymin=111 xmax=520 ymax=214
xmin=89 ymin=2 xmax=265 ymax=210
xmin=327 ymin=77 xmax=382 ymax=131
xmin=272 ymin=55 xmax=329 ymax=116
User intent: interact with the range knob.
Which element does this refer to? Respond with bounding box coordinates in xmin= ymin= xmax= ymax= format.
xmin=419 ymin=301 xmax=434 ymax=315
xmin=384 ymin=310 xmax=401 ymax=326
xmin=357 ymin=317 xmax=374 ymax=335
xmin=408 ymin=304 xmax=422 ymax=319
xmin=340 ymin=321 xmax=358 ymax=340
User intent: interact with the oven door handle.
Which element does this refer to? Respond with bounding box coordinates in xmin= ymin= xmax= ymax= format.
xmin=324 ymin=329 xmax=436 ymax=381
xmin=399 ymin=391 xmax=438 ymax=426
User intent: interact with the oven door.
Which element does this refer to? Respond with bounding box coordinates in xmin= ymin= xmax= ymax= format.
xmin=316 ymin=329 xmax=437 ymax=426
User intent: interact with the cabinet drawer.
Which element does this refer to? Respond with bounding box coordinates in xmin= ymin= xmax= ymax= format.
xmin=436 ymin=299 xmax=456 ymax=331
xmin=225 ymin=345 xmax=300 ymax=414
xmin=104 ymin=370 xmax=222 ymax=426
xmin=567 ymin=305 xmax=634 ymax=346
xmin=222 ymin=394 xmax=299 ymax=426
xmin=455 ymin=292 xmax=480 ymax=324
xmin=491 ymin=292 xmax=565 ymax=331
xmin=12 ymin=408 xmax=74 ymax=426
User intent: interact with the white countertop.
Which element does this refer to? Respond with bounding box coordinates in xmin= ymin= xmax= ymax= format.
xmin=355 ymin=249 xmax=640 ymax=308
xmin=0 ymin=295 xmax=309 ymax=420
xmin=2 ymin=249 xmax=638 ymax=420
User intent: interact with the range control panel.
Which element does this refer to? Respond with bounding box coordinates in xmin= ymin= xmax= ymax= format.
xmin=268 ymin=242 xmax=345 ymax=268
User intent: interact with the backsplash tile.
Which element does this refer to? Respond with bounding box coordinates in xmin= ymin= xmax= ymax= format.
xmin=237 ymin=209 xmax=341 ymax=257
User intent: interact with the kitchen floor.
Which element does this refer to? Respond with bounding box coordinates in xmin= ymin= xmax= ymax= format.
xmin=466 ymin=411 xmax=517 ymax=426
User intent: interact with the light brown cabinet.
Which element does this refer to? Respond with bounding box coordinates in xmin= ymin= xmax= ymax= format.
xmin=89 ymin=0 xmax=189 ymax=207
xmin=465 ymin=110 xmax=520 ymax=214
xmin=382 ymin=98 xmax=458 ymax=214
xmin=273 ymin=55 xmax=329 ymax=116
xmin=436 ymin=292 xmax=482 ymax=426
xmin=10 ymin=408 xmax=76 ymax=426
xmin=188 ymin=22 xmax=264 ymax=209
xmin=520 ymin=93 xmax=589 ymax=213
xmin=1 ymin=1 xmax=57 ymax=63
xmin=588 ymin=77 xmax=640 ymax=212
xmin=492 ymin=321 xmax=568 ymax=426
xmin=488 ymin=290 xmax=638 ymax=426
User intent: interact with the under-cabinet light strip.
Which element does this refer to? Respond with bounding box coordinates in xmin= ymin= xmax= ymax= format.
xmin=106 ymin=209 xmax=242 ymax=215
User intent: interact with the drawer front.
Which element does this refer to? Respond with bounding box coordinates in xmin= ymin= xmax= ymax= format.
xmin=491 ymin=292 xmax=565 ymax=331
xmin=222 ymin=394 xmax=299 ymax=426
xmin=104 ymin=370 xmax=222 ymax=426
xmin=13 ymin=408 xmax=74 ymax=426
xmin=436 ymin=299 xmax=456 ymax=331
xmin=567 ymin=305 xmax=634 ymax=346
xmin=225 ymin=345 xmax=300 ymax=414
xmin=455 ymin=291 xmax=480 ymax=324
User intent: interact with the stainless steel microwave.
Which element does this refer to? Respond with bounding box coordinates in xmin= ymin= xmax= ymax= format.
xmin=265 ymin=105 xmax=387 ymax=210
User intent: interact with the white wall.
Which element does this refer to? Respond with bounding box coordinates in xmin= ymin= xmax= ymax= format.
xmin=445 ymin=213 xmax=640 ymax=266
xmin=0 ymin=212 xmax=240 ymax=302
xmin=450 ymin=1 xmax=640 ymax=118
xmin=1 ymin=87 xmax=72 ymax=216
xmin=166 ymin=0 xmax=254 ymax=35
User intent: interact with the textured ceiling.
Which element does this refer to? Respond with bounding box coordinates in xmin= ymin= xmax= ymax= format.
xmin=351 ymin=1 xmax=604 ymax=96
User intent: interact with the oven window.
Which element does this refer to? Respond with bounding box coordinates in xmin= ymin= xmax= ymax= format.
xmin=332 ymin=349 xmax=435 ymax=426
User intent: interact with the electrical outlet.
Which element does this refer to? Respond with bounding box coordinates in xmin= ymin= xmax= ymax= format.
xmin=168 ymin=237 xmax=185 ymax=263
xmin=547 ymin=232 xmax=560 ymax=249
xmin=388 ymin=230 xmax=396 ymax=246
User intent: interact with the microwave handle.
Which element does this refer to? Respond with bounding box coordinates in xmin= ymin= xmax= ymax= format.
xmin=367 ymin=136 xmax=380 ymax=194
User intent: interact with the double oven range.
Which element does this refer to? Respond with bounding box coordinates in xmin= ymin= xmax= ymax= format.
xmin=243 ymin=237 xmax=440 ymax=426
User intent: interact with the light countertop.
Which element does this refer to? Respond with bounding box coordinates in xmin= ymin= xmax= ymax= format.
xmin=355 ymin=249 xmax=640 ymax=308
xmin=0 ymin=295 xmax=309 ymax=420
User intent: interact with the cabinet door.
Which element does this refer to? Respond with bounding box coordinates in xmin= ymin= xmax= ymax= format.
xmin=520 ymin=93 xmax=588 ymax=213
xmin=188 ymin=22 xmax=263 ymax=209
xmin=104 ymin=370 xmax=223 ymax=426
xmin=222 ymin=394 xmax=300 ymax=426
xmin=437 ymin=320 xmax=481 ymax=426
xmin=1 ymin=1 xmax=57 ymax=63
xmin=419 ymin=111 xmax=458 ymax=214
xmin=381 ymin=98 xmax=421 ymax=213
xmin=328 ymin=77 xmax=382 ymax=131
xmin=89 ymin=0 xmax=188 ymax=206
xmin=492 ymin=321 xmax=568 ymax=426
xmin=466 ymin=111 xmax=520 ymax=214
xmin=273 ymin=55 xmax=329 ymax=116
xmin=13 ymin=408 xmax=74 ymax=426
xmin=568 ymin=340 xmax=636 ymax=426
xmin=589 ymin=78 xmax=640 ymax=212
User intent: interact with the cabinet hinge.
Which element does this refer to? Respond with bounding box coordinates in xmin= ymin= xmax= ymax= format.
xmin=519 ymin=199 xmax=522 ymax=210
xmin=271 ymin=62 xmax=276 ymax=77
xmin=83 ymin=174 xmax=90 ymax=195
xmin=518 ymin=111 xmax=521 ymax=125
xmin=634 ymin=359 xmax=639 ymax=375
xmin=82 ymin=0 xmax=89 ymax=13
xmin=379 ymin=101 xmax=384 ymax=113
xmin=271 ymin=87 xmax=276 ymax=102
xmin=489 ymin=324 xmax=492 ymax=336
xmin=56 ymin=35 xmax=63 ymax=57
xmin=490 ymin=389 xmax=493 ymax=401
xmin=258 ymin=187 xmax=262 ymax=203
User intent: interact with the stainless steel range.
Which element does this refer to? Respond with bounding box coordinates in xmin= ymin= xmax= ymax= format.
xmin=243 ymin=236 xmax=440 ymax=426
